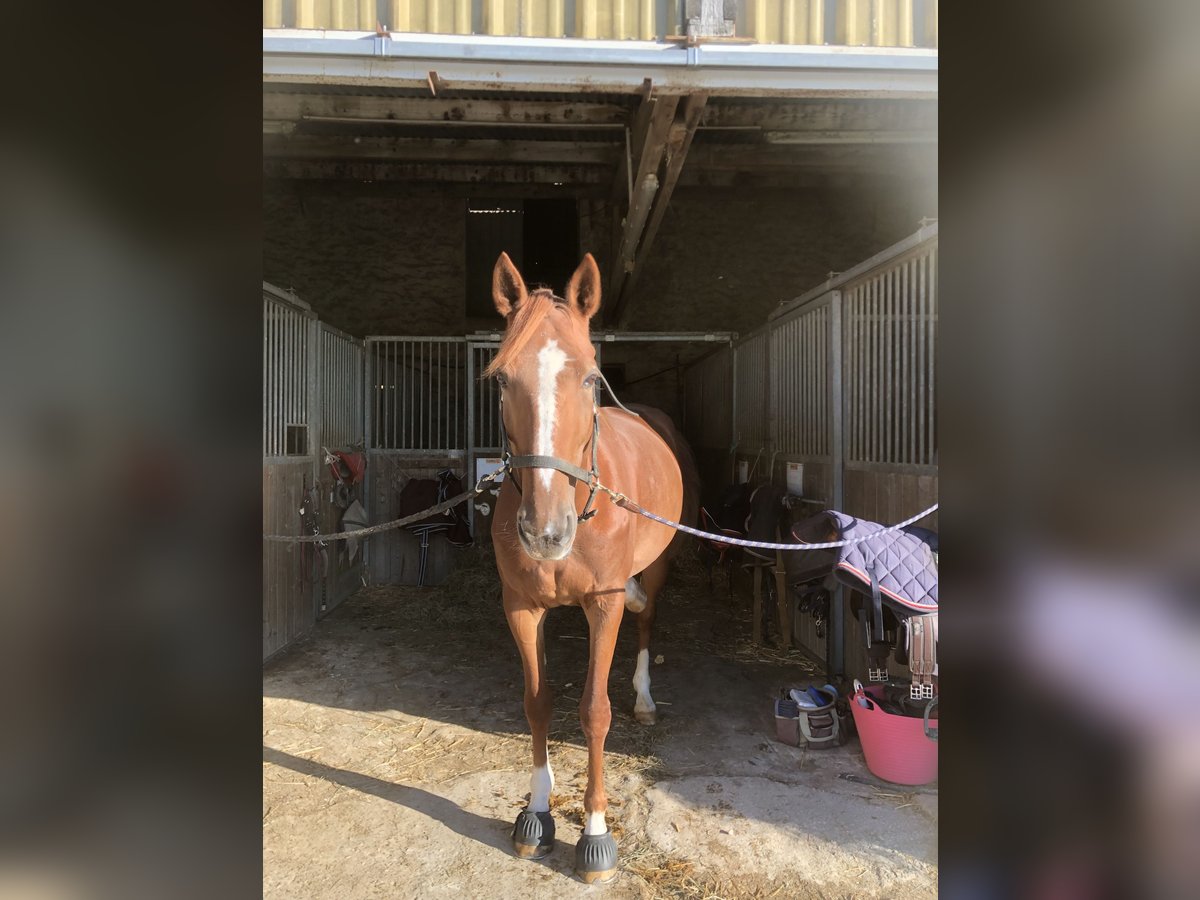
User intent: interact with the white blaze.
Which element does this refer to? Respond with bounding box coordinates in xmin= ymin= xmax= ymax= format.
xmin=529 ymin=763 xmax=554 ymax=813
xmin=633 ymin=648 xmax=655 ymax=716
xmin=584 ymin=811 xmax=607 ymax=836
xmin=534 ymin=339 xmax=568 ymax=490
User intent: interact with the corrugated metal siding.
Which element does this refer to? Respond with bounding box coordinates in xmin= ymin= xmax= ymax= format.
xmin=734 ymin=330 xmax=769 ymax=450
xmin=575 ymin=0 xmax=656 ymax=40
xmin=843 ymin=242 xmax=936 ymax=466
xmin=483 ymin=0 xmax=566 ymax=37
xmin=742 ymin=0 xmax=826 ymax=45
xmin=388 ymin=0 xmax=474 ymax=35
xmin=835 ymin=0 xmax=915 ymax=48
xmin=266 ymin=0 xmax=938 ymax=47
xmin=683 ymin=346 xmax=733 ymax=451
xmin=770 ymin=302 xmax=829 ymax=457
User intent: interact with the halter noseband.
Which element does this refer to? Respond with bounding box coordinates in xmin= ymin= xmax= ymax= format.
xmin=498 ymin=371 xmax=633 ymax=524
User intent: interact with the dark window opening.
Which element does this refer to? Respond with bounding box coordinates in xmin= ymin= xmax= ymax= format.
xmin=521 ymin=199 xmax=579 ymax=293
xmin=285 ymin=424 xmax=308 ymax=456
xmin=465 ymin=199 xmax=578 ymax=320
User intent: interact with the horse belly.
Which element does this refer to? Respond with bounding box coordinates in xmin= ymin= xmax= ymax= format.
xmin=627 ymin=456 xmax=683 ymax=576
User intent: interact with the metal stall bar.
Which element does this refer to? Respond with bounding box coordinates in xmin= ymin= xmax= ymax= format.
xmin=364 ymin=336 xmax=468 ymax=456
xmin=829 ymin=289 xmax=845 ymax=675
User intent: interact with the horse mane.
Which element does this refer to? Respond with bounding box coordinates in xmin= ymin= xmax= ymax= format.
xmin=484 ymin=289 xmax=578 ymax=376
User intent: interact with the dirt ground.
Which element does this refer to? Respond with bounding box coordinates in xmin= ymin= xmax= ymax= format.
xmin=263 ymin=548 xmax=937 ymax=899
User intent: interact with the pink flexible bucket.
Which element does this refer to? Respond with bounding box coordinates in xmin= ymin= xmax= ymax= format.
xmin=850 ymin=683 xmax=938 ymax=786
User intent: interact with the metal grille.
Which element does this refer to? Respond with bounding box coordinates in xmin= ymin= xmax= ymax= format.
xmin=263 ymin=296 xmax=313 ymax=458
xmin=320 ymin=324 xmax=364 ymax=449
xmin=844 ymin=243 xmax=937 ymax=465
xmin=368 ymin=338 xmax=466 ymax=453
xmin=470 ymin=342 xmax=503 ymax=451
xmin=771 ymin=302 xmax=830 ymax=457
xmin=734 ymin=330 xmax=769 ymax=449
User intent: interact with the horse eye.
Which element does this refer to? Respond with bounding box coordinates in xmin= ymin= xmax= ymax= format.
xmin=495 ymin=373 xmax=508 ymax=388
xmin=583 ymin=373 xmax=598 ymax=389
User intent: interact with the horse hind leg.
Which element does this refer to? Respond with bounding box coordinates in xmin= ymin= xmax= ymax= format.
xmin=632 ymin=556 xmax=669 ymax=726
xmin=624 ymin=576 xmax=647 ymax=614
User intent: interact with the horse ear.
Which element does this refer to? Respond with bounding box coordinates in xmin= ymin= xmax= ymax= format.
xmin=565 ymin=254 xmax=602 ymax=320
xmin=492 ymin=252 xmax=527 ymax=318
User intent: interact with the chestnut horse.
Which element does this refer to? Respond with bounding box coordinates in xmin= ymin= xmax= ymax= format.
xmin=486 ymin=252 xmax=696 ymax=882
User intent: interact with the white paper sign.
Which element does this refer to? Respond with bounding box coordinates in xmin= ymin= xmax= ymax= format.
xmin=786 ymin=462 xmax=804 ymax=496
xmin=737 ymin=460 xmax=749 ymax=484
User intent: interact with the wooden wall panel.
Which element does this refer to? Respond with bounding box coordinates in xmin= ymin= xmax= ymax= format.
xmin=315 ymin=465 xmax=365 ymax=618
xmin=264 ymin=460 xmax=316 ymax=661
xmin=368 ymin=452 xmax=473 ymax=586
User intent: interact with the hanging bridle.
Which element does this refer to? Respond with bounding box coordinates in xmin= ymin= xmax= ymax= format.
xmin=497 ymin=370 xmax=634 ymax=524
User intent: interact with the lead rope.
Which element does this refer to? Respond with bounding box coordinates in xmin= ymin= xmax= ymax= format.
xmin=265 ymin=373 xmax=937 ymax=547
xmin=596 ymin=488 xmax=939 ymax=551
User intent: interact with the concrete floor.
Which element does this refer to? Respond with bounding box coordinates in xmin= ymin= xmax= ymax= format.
xmin=263 ymin=552 xmax=937 ymax=899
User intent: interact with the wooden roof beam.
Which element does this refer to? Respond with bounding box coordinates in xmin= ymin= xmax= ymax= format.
xmin=263 ymin=134 xmax=618 ymax=166
xmin=605 ymin=94 xmax=680 ymax=319
xmin=262 ymin=159 xmax=608 ymax=187
xmin=263 ymin=92 xmax=632 ymax=128
xmin=609 ymin=93 xmax=708 ymax=328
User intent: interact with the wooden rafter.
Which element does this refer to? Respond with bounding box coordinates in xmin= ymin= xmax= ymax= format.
xmin=614 ymin=93 xmax=709 ymax=328
xmin=605 ymin=93 xmax=680 ymax=321
xmin=263 ymin=92 xmax=632 ymax=128
xmin=263 ymin=134 xmax=618 ymax=166
xmin=606 ymin=93 xmax=708 ymax=328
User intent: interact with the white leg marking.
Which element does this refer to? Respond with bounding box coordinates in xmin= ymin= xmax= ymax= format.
xmin=624 ymin=577 xmax=647 ymax=613
xmin=534 ymin=339 xmax=569 ymax=490
xmin=584 ymin=811 xmax=607 ymax=836
xmin=529 ymin=763 xmax=554 ymax=813
xmin=633 ymin=648 xmax=655 ymax=716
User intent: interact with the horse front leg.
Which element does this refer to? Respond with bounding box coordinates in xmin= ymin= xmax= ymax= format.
xmin=504 ymin=598 xmax=555 ymax=860
xmin=575 ymin=593 xmax=623 ymax=883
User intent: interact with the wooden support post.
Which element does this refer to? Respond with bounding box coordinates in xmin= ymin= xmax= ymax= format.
xmin=605 ymin=94 xmax=679 ymax=317
xmin=775 ymin=547 xmax=791 ymax=649
xmin=752 ymin=564 xmax=763 ymax=645
xmin=614 ymin=93 xmax=708 ymax=327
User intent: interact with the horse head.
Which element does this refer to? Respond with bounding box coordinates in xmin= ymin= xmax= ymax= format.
xmin=486 ymin=252 xmax=603 ymax=561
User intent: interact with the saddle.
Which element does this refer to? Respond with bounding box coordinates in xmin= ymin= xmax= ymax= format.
xmin=325 ymin=448 xmax=366 ymax=509
xmin=787 ymin=510 xmax=939 ymax=698
xmin=743 ymin=483 xmax=786 ymax=564
xmin=397 ymin=469 xmax=472 ymax=585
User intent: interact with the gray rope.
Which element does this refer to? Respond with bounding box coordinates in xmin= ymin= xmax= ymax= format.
xmin=596 ymin=370 xmax=638 ymax=416
xmin=263 ymin=468 xmax=505 ymax=543
xmin=603 ymin=488 xmax=938 ymax=551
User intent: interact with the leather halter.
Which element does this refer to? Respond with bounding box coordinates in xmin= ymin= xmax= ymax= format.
xmin=497 ymin=371 xmax=632 ymax=524
xmin=499 ymin=391 xmax=602 ymax=522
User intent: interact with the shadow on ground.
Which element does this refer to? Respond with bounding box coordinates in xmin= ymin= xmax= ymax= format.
xmin=263 ymin=546 xmax=937 ymax=898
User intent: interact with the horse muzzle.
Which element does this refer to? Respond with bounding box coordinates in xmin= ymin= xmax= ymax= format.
xmin=516 ymin=506 xmax=577 ymax=561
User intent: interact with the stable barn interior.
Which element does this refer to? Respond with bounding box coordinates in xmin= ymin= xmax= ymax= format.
xmin=263 ymin=9 xmax=939 ymax=896
xmin=260 ymin=102 xmax=936 ymax=672
xmin=262 ymin=23 xmax=938 ymax=679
